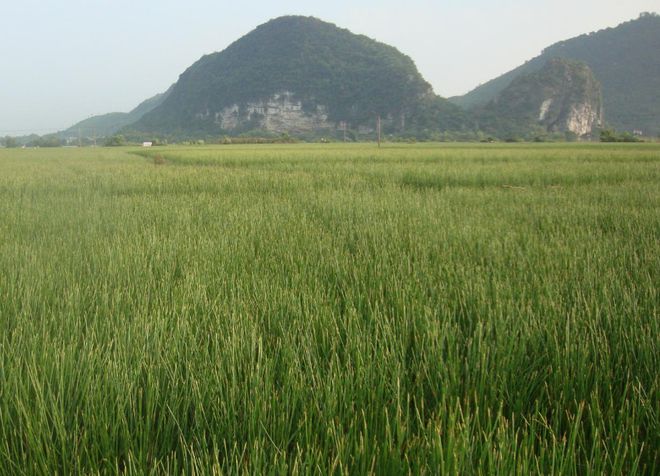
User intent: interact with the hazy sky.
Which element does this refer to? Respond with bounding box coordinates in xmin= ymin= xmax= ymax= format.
xmin=1 ymin=0 xmax=658 ymax=134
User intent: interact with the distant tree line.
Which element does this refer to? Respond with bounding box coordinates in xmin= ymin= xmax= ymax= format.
xmin=599 ymin=128 xmax=643 ymax=143
xmin=1 ymin=136 xmax=19 ymax=148
xmin=104 ymin=135 xmax=126 ymax=147
xmin=3 ymin=126 xmax=653 ymax=149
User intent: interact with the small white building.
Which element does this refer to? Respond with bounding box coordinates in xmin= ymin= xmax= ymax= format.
xmin=142 ymin=142 xmax=153 ymax=147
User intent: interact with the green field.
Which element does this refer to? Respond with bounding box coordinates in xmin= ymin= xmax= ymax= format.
xmin=0 ymin=143 xmax=658 ymax=474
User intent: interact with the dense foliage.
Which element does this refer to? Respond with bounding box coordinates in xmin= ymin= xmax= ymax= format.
xmin=1 ymin=136 xmax=18 ymax=148
xmin=600 ymin=128 xmax=643 ymax=142
xmin=0 ymin=144 xmax=658 ymax=474
xmin=451 ymin=13 xmax=660 ymax=135
xmin=104 ymin=134 xmax=126 ymax=147
xmin=26 ymin=134 xmax=64 ymax=148
xmin=476 ymin=58 xmax=602 ymax=140
xmin=131 ymin=16 xmax=467 ymax=137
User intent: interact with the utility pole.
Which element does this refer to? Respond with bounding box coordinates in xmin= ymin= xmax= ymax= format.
xmin=78 ymin=127 xmax=82 ymax=147
xmin=342 ymin=121 xmax=347 ymax=142
xmin=377 ymin=115 xmax=381 ymax=148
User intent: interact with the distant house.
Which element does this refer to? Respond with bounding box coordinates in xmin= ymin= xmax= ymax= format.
xmin=633 ymin=130 xmax=643 ymax=136
xmin=142 ymin=142 xmax=153 ymax=147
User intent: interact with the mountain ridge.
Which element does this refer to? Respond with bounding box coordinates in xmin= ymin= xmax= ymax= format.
xmin=450 ymin=12 xmax=660 ymax=135
xmin=59 ymin=88 xmax=172 ymax=140
xmin=49 ymin=13 xmax=659 ymax=141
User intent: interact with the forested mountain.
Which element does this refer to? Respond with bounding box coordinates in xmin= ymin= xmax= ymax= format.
xmin=476 ymin=58 xmax=603 ymax=140
xmin=59 ymin=88 xmax=171 ymax=139
xmin=451 ymin=13 xmax=660 ymax=135
xmin=127 ymin=16 xmax=469 ymax=138
xmin=50 ymin=13 xmax=658 ymax=142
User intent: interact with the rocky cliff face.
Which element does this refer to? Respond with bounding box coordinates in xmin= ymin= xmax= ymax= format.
xmin=206 ymin=92 xmax=332 ymax=134
xmin=563 ymin=102 xmax=601 ymax=136
xmin=532 ymin=93 xmax=601 ymax=136
xmin=530 ymin=59 xmax=602 ymax=135
xmin=201 ymin=90 xmax=424 ymax=134
xmin=477 ymin=58 xmax=603 ymax=138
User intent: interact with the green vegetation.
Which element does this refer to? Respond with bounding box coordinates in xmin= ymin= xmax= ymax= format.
xmin=0 ymin=143 xmax=658 ymax=474
xmin=104 ymin=134 xmax=126 ymax=147
xmin=59 ymin=89 xmax=172 ymax=140
xmin=129 ymin=16 xmax=468 ymax=138
xmin=51 ymin=14 xmax=657 ymax=143
xmin=476 ymin=58 xmax=602 ymax=140
xmin=27 ymin=134 xmax=64 ymax=148
xmin=600 ymin=128 xmax=643 ymax=143
xmin=451 ymin=13 xmax=660 ymax=136
xmin=1 ymin=136 xmax=18 ymax=148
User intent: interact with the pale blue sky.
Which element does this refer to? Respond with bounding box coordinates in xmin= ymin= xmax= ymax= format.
xmin=1 ymin=0 xmax=657 ymax=134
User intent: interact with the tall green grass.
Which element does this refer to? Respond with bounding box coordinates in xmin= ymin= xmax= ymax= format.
xmin=0 ymin=143 xmax=658 ymax=474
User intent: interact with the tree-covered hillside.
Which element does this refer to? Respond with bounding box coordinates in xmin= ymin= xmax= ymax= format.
xmin=60 ymin=88 xmax=171 ymax=139
xmin=129 ymin=16 xmax=468 ymax=138
xmin=451 ymin=13 xmax=660 ymax=135
xmin=476 ymin=58 xmax=602 ymax=140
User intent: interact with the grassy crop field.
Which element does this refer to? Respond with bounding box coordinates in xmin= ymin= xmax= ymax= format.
xmin=0 ymin=143 xmax=658 ymax=474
